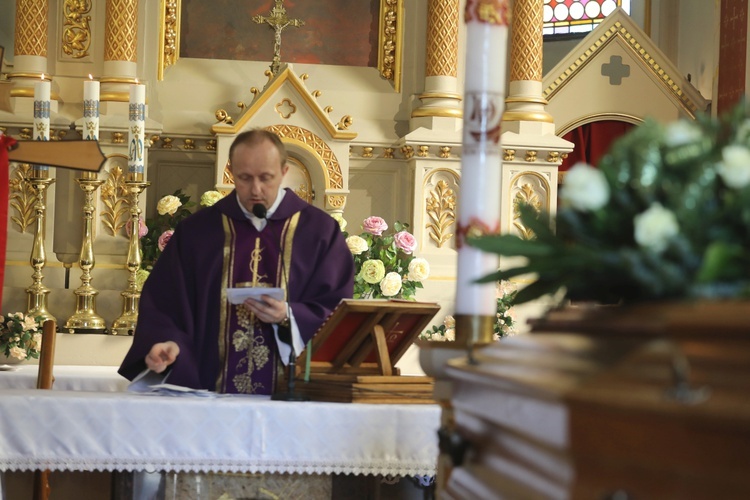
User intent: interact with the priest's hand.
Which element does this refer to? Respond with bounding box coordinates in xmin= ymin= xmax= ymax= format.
xmin=145 ymin=341 xmax=180 ymax=373
xmin=244 ymin=295 xmax=288 ymax=325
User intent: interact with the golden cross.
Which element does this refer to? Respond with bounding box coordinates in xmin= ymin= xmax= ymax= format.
xmin=252 ymin=0 xmax=305 ymax=75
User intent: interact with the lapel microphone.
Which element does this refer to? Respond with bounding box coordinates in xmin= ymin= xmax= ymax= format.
xmin=252 ymin=203 xmax=267 ymax=219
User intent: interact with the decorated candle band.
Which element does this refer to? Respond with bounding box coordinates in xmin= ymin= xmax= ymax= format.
xmin=83 ymin=78 xmax=100 ymax=141
xmin=128 ymin=84 xmax=146 ymax=180
xmin=33 ymin=79 xmax=51 ymax=175
xmin=454 ymin=0 xmax=510 ymax=317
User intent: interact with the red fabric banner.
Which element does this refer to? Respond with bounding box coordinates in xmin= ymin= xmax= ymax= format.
xmin=0 ymin=133 xmax=15 ymax=307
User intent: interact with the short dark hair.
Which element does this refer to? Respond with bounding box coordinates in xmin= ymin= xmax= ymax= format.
xmin=228 ymin=129 xmax=288 ymax=168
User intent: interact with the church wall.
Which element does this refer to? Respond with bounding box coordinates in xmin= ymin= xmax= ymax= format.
xmin=0 ymin=0 xmax=735 ymax=353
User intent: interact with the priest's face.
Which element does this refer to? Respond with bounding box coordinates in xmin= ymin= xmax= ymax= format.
xmin=230 ymin=138 xmax=289 ymax=211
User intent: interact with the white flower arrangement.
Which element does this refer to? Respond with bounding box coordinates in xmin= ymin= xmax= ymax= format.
xmin=470 ymin=105 xmax=750 ymax=304
xmin=344 ymin=216 xmax=430 ymax=300
xmin=0 ymin=312 xmax=43 ymax=361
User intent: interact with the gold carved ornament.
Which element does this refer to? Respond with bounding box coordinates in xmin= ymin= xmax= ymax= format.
xmin=266 ymin=124 xmax=344 ymax=190
xmin=9 ymin=163 xmax=37 ymax=233
xmin=512 ymin=183 xmax=542 ymax=240
xmin=465 ymin=0 xmax=511 ymax=26
xmin=100 ymin=164 xmax=130 ymax=236
xmin=378 ymin=0 xmax=404 ymax=92
xmin=510 ymin=0 xmax=543 ymax=82
xmin=326 ymin=195 xmax=346 ymax=209
xmin=158 ymin=0 xmax=181 ymax=80
xmin=62 ymin=0 xmax=92 ymax=59
xmin=425 ymin=179 xmax=457 ymax=248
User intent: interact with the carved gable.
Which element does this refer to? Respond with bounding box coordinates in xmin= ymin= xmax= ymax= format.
xmin=543 ymin=8 xmax=710 ymax=135
xmin=211 ymin=64 xmax=356 ymax=211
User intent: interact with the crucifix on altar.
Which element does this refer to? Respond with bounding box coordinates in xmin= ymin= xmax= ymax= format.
xmin=252 ymin=0 xmax=305 ymax=75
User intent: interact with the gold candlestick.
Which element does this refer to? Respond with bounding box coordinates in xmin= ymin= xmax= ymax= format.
xmin=111 ymin=180 xmax=150 ymax=335
xmin=26 ymin=173 xmax=56 ymax=323
xmin=65 ymin=172 xmax=107 ymax=333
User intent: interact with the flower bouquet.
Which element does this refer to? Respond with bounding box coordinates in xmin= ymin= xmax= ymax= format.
xmin=345 ymin=216 xmax=430 ymax=300
xmin=139 ymin=189 xmax=224 ymax=271
xmin=469 ymin=104 xmax=750 ymax=305
xmin=0 ymin=312 xmax=43 ymax=362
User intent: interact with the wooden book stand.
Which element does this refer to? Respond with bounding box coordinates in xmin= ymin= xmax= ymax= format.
xmin=292 ymin=299 xmax=441 ymax=403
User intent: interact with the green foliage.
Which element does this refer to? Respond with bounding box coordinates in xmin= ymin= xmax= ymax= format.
xmin=470 ymin=103 xmax=750 ymax=305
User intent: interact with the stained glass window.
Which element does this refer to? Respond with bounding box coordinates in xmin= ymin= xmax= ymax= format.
xmin=543 ymin=0 xmax=631 ymax=36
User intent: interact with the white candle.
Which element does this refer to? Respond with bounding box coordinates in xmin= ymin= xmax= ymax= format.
xmin=454 ymin=2 xmax=510 ymax=317
xmin=83 ymin=76 xmax=100 ymax=141
xmin=128 ymin=83 xmax=146 ymax=180
xmin=33 ymin=76 xmax=51 ymax=173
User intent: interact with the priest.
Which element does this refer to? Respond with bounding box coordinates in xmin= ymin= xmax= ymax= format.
xmin=119 ymin=129 xmax=354 ymax=394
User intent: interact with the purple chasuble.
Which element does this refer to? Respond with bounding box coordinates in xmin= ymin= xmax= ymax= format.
xmin=119 ymin=189 xmax=355 ymax=394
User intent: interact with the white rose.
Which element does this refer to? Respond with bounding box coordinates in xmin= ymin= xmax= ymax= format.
xmin=346 ymin=235 xmax=369 ymax=255
xmin=21 ymin=316 xmax=38 ymax=331
xmin=560 ymin=162 xmax=610 ymax=211
xmin=664 ymin=120 xmax=702 ymax=147
xmin=9 ymin=346 xmax=26 ymax=360
xmin=736 ymin=119 xmax=750 ymax=143
xmin=633 ymin=202 xmax=679 ymax=253
xmin=31 ymin=333 xmax=42 ymax=350
xmin=443 ymin=315 xmax=455 ymax=329
xmin=200 ymin=190 xmax=223 ymax=207
xmin=330 ymin=213 xmax=347 ymax=231
xmin=157 ymin=195 xmax=182 ymax=216
xmin=717 ymin=145 xmax=750 ymax=189
xmin=407 ymin=258 xmax=430 ymax=281
xmin=444 ymin=328 xmax=456 ymax=341
xmin=379 ymin=272 xmax=403 ymax=297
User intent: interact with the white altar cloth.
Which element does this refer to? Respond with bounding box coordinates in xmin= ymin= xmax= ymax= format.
xmin=0 ymin=365 xmax=128 ymax=392
xmin=0 ymin=389 xmax=440 ymax=477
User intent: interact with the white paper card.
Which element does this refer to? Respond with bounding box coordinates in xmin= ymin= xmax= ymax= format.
xmin=226 ymin=287 xmax=284 ymax=305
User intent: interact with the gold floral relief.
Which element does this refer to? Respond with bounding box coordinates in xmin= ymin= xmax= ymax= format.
xmin=425 ymin=178 xmax=457 ymax=248
xmin=100 ymin=162 xmax=130 ymax=236
xmin=9 ymin=163 xmax=37 ymax=233
xmin=513 ymin=183 xmax=543 ymax=240
xmin=62 ymin=0 xmax=93 ymax=59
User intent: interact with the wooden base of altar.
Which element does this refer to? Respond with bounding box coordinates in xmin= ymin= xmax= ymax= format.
xmin=296 ymin=371 xmax=436 ymax=404
xmin=441 ymin=301 xmax=750 ymax=499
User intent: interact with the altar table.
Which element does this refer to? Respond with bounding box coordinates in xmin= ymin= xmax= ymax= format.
xmin=0 ymin=389 xmax=440 ymax=477
xmin=0 ymin=364 xmax=128 ymax=392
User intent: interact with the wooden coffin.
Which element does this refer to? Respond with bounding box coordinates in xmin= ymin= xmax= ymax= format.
xmin=441 ymin=302 xmax=750 ymax=499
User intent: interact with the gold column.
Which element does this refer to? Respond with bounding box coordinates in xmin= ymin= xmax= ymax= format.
xmin=502 ymin=0 xmax=553 ymax=124
xmin=411 ymin=0 xmax=462 ymax=119
xmin=499 ymin=0 xmax=572 ymax=241
xmin=8 ymin=0 xmax=49 ymax=98
xmin=101 ymin=0 xmax=139 ymax=102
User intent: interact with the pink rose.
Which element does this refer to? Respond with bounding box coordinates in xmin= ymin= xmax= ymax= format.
xmin=157 ymin=229 xmax=174 ymax=251
xmin=362 ymin=216 xmax=388 ymax=236
xmin=394 ymin=231 xmax=417 ymax=254
xmin=126 ymin=217 xmax=148 ymax=239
